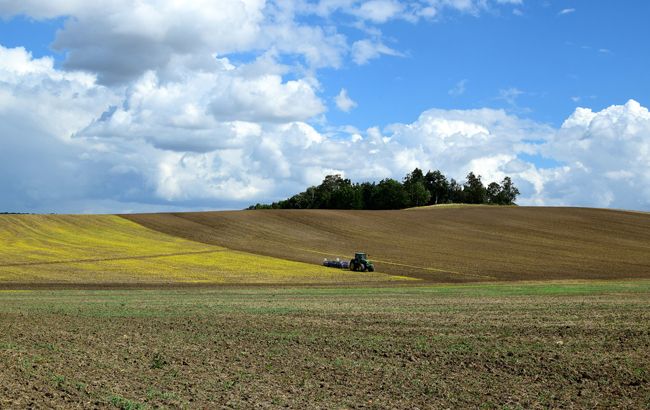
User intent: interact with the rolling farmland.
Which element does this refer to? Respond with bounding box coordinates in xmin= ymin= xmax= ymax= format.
xmin=0 ymin=214 xmax=407 ymax=285
xmin=1 ymin=207 xmax=649 ymax=408
xmin=3 ymin=206 xmax=648 ymax=286
xmin=124 ymin=206 xmax=650 ymax=283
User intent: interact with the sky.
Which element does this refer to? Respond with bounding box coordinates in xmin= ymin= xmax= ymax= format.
xmin=0 ymin=0 xmax=649 ymax=213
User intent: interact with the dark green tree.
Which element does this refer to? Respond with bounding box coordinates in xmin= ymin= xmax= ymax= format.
xmin=373 ymin=178 xmax=409 ymax=209
xmin=447 ymin=178 xmax=464 ymax=203
xmin=463 ymin=172 xmax=487 ymax=204
xmin=358 ymin=182 xmax=377 ymax=209
xmin=407 ymin=181 xmax=431 ymax=207
xmin=486 ymin=182 xmax=503 ymax=204
xmin=403 ymin=168 xmax=430 ymax=207
xmin=403 ymin=168 xmax=426 ymax=186
xmin=314 ymin=174 xmax=346 ymax=207
xmin=498 ymin=176 xmax=520 ymax=205
xmin=424 ymin=170 xmax=449 ymax=204
xmin=248 ymin=170 xmax=520 ymax=209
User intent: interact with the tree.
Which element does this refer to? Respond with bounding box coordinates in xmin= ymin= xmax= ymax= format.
xmin=407 ymin=181 xmax=431 ymax=207
xmin=463 ymin=172 xmax=487 ymax=204
xmin=486 ymin=182 xmax=502 ymax=204
xmin=403 ymin=168 xmax=425 ymax=186
xmin=403 ymin=168 xmax=430 ymax=207
xmin=447 ymin=178 xmax=464 ymax=203
xmin=314 ymin=174 xmax=348 ymax=208
xmin=498 ymin=177 xmax=520 ymax=205
xmin=247 ymin=170 xmax=520 ymax=209
xmin=425 ymin=170 xmax=449 ymax=204
xmin=373 ymin=178 xmax=409 ymax=209
xmin=358 ymin=182 xmax=377 ymax=209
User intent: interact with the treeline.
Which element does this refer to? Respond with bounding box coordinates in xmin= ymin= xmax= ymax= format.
xmin=248 ymin=168 xmax=520 ymax=210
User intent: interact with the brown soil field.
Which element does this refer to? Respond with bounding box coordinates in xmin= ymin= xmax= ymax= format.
xmin=1 ymin=283 xmax=649 ymax=409
xmin=124 ymin=206 xmax=650 ymax=283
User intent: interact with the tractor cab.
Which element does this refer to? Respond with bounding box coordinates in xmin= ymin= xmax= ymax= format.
xmin=350 ymin=252 xmax=375 ymax=272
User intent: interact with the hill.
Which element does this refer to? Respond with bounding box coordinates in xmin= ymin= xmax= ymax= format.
xmin=124 ymin=206 xmax=650 ymax=283
xmin=0 ymin=214 xmax=406 ymax=285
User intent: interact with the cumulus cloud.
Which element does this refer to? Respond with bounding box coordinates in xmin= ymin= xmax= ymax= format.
xmin=1 ymin=2 xmax=649 ymax=213
xmin=0 ymin=45 xmax=122 ymax=212
xmin=335 ymin=89 xmax=358 ymax=112
xmin=3 ymin=46 xmax=649 ymax=212
xmin=0 ymin=0 xmax=351 ymax=83
xmin=0 ymin=0 xmax=525 ymax=82
xmin=537 ymin=100 xmax=650 ymax=209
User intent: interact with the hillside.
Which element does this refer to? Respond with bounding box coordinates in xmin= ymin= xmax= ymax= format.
xmin=124 ymin=206 xmax=650 ymax=283
xmin=0 ymin=214 xmax=406 ymax=285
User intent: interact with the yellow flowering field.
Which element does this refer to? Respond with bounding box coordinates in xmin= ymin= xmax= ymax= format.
xmin=0 ymin=214 xmax=409 ymax=284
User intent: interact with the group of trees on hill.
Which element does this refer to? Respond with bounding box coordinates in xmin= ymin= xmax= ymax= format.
xmin=248 ymin=168 xmax=520 ymax=210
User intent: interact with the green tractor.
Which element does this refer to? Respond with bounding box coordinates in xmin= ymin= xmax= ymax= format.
xmin=349 ymin=252 xmax=374 ymax=272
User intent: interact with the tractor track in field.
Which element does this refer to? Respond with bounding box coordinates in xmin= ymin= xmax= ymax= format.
xmin=0 ymin=249 xmax=227 ymax=268
xmin=283 ymin=245 xmax=495 ymax=280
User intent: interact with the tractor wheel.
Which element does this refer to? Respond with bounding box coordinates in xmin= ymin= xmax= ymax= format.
xmin=349 ymin=260 xmax=356 ymax=271
xmin=359 ymin=263 xmax=367 ymax=272
xmin=368 ymin=266 xmax=375 ymax=272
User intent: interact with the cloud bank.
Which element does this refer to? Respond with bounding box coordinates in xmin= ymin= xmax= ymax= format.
xmin=0 ymin=1 xmax=648 ymax=212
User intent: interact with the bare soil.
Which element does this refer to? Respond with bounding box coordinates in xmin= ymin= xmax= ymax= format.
xmin=124 ymin=206 xmax=650 ymax=283
xmin=1 ymin=283 xmax=649 ymax=409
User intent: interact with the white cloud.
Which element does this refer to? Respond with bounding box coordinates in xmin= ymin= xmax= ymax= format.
xmin=558 ymin=8 xmax=576 ymax=15
xmin=1 ymin=3 xmax=649 ymax=213
xmin=420 ymin=0 xmax=522 ymax=17
xmin=351 ymin=39 xmax=403 ymax=64
xmin=0 ymin=0 xmax=525 ymax=82
xmin=0 ymin=45 xmax=123 ymax=212
xmin=353 ymin=0 xmax=405 ymax=23
xmin=296 ymin=0 xmax=523 ymax=22
xmin=3 ymin=48 xmax=649 ymax=212
xmin=537 ymin=100 xmax=650 ymax=209
xmin=335 ymin=88 xmax=358 ymax=112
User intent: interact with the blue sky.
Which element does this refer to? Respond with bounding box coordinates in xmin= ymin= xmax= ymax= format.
xmin=324 ymin=1 xmax=650 ymax=128
xmin=1 ymin=1 xmax=649 ymax=213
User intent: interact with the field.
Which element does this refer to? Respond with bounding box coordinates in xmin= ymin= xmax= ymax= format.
xmin=1 ymin=281 xmax=649 ymax=408
xmin=0 ymin=214 xmax=408 ymax=285
xmin=1 ymin=207 xmax=649 ymax=408
xmin=3 ymin=207 xmax=649 ymax=285
xmin=124 ymin=206 xmax=650 ymax=282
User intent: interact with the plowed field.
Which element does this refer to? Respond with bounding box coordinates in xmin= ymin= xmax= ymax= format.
xmin=1 ymin=282 xmax=648 ymax=408
xmin=124 ymin=206 xmax=650 ymax=283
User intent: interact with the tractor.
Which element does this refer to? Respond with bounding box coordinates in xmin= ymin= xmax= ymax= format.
xmin=349 ymin=252 xmax=374 ymax=272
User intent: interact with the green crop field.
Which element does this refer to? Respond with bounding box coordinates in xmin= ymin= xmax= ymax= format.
xmin=0 ymin=214 xmax=409 ymax=285
xmin=1 ymin=281 xmax=649 ymax=408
